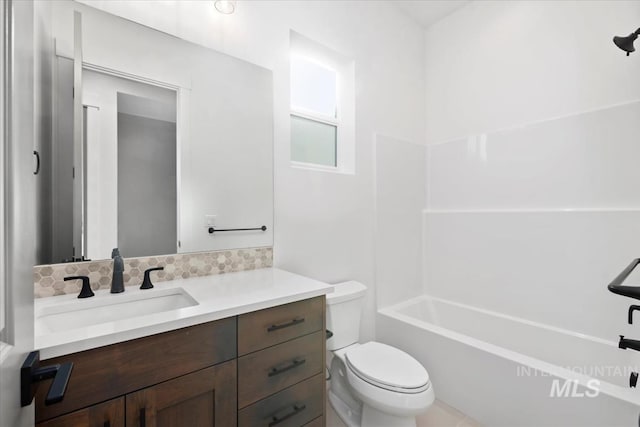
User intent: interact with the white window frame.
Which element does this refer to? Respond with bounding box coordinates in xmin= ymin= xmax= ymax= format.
xmin=289 ymin=31 xmax=355 ymax=175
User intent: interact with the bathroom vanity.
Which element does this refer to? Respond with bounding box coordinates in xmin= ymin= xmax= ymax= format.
xmin=32 ymin=269 xmax=331 ymax=427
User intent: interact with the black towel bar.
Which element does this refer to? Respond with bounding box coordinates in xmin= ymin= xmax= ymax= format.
xmin=208 ymin=225 xmax=267 ymax=234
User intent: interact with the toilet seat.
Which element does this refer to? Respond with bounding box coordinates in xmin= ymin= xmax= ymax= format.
xmin=345 ymin=342 xmax=430 ymax=394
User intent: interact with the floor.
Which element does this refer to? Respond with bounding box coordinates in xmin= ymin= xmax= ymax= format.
xmin=326 ymin=399 xmax=482 ymax=427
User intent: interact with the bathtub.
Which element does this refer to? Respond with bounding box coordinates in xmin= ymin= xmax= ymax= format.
xmin=377 ymin=295 xmax=640 ymax=427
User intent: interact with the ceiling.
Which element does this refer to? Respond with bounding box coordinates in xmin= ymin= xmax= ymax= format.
xmin=392 ymin=1 xmax=471 ymax=29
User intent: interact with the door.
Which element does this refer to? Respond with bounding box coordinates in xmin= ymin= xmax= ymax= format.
xmin=126 ymin=360 xmax=237 ymax=427
xmin=0 ymin=0 xmax=38 ymax=426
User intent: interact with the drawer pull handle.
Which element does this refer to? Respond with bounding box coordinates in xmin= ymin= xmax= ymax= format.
xmin=268 ymin=403 xmax=307 ymax=426
xmin=268 ymin=358 xmax=306 ymax=377
xmin=104 ymin=422 xmax=110 ymax=427
xmin=267 ymin=317 xmax=305 ymax=332
xmin=140 ymin=408 xmax=146 ymax=427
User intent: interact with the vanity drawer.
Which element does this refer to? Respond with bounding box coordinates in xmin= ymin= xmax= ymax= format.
xmin=238 ymin=373 xmax=324 ymax=427
xmin=238 ymin=330 xmax=324 ymax=408
xmin=238 ymin=296 xmax=324 ymax=355
xmin=35 ymin=317 xmax=237 ymax=423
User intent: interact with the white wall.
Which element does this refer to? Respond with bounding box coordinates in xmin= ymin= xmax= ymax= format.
xmin=423 ymin=0 xmax=640 ymax=340
xmin=75 ymin=0 xmax=426 ymax=341
xmin=425 ymin=0 xmax=640 ymax=144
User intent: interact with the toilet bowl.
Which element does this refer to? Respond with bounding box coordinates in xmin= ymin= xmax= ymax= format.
xmin=326 ymin=282 xmax=434 ymax=427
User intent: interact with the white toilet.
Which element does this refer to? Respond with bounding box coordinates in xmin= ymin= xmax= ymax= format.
xmin=326 ymin=281 xmax=435 ymax=427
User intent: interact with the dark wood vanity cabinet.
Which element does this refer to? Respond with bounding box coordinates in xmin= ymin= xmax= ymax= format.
xmin=35 ymin=296 xmax=325 ymax=427
xmin=125 ymin=361 xmax=236 ymax=427
xmin=36 ymin=398 xmax=124 ymax=427
xmin=237 ymin=297 xmax=326 ymax=427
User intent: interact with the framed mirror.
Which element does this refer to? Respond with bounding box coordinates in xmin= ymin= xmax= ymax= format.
xmin=44 ymin=1 xmax=274 ymax=263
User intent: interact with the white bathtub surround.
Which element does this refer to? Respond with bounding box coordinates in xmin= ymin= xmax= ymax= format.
xmin=374 ymin=135 xmax=426 ymax=308
xmin=423 ymin=100 xmax=640 ymax=342
xmin=427 ymin=101 xmax=640 ymax=210
xmin=378 ymin=2 xmax=640 ymax=424
xmin=378 ymin=297 xmax=640 ymax=427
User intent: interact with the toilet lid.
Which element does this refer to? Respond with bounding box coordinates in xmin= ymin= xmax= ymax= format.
xmin=345 ymin=342 xmax=430 ymax=392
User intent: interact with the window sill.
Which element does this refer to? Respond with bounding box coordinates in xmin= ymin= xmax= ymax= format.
xmin=290 ymin=161 xmax=354 ymax=175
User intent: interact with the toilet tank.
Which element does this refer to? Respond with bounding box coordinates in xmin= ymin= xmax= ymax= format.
xmin=326 ymin=281 xmax=367 ymax=350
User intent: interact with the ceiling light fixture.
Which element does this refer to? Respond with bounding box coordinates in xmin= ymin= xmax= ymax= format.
xmin=214 ymin=0 xmax=236 ymax=15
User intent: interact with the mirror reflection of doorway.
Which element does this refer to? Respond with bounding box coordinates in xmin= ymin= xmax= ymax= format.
xmin=81 ymin=69 xmax=177 ymax=259
xmin=116 ymin=92 xmax=177 ymax=258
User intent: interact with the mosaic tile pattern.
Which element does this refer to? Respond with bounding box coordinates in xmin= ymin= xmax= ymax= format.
xmin=34 ymin=247 xmax=273 ymax=298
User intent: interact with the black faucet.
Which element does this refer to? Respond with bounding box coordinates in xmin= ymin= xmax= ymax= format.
xmin=111 ymin=248 xmax=125 ymax=293
xmin=140 ymin=267 xmax=164 ymax=290
xmin=64 ymin=276 xmax=94 ymax=298
xmin=619 ymin=335 xmax=640 ymax=352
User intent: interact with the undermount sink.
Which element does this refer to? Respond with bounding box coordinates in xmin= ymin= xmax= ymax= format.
xmin=35 ymin=287 xmax=199 ymax=334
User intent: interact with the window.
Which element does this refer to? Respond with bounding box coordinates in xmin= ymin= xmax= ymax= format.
xmin=290 ymin=31 xmax=354 ymax=173
xmin=290 ymin=56 xmax=337 ymax=167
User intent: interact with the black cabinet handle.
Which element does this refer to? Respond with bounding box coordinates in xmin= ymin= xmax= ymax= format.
xmin=20 ymin=351 xmax=73 ymax=407
xmin=140 ymin=267 xmax=164 ymax=290
xmin=268 ymin=358 xmax=306 ymax=377
xmin=104 ymin=421 xmax=110 ymax=427
xmin=268 ymin=404 xmax=306 ymax=427
xmin=140 ymin=408 xmax=146 ymax=427
xmin=267 ymin=317 xmax=305 ymax=332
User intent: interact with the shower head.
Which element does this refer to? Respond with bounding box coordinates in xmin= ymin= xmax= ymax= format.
xmin=613 ymin=28 xmax=640 ymax=56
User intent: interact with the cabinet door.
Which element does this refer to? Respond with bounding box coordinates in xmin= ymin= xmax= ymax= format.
xmin=36 ymin=397 xmax=124 ymax=427
xmin=126 ymin=360 xmax=236 ymax=427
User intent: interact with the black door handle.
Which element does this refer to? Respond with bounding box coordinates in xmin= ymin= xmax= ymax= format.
xmin=21 ymin=351 xmax=73 ymax=406
xmin=33 ymin=150 xmax=40 ymax=175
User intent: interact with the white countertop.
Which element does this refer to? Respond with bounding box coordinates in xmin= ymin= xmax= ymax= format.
xmin=35 ymin=268 xmax=333 ymax=359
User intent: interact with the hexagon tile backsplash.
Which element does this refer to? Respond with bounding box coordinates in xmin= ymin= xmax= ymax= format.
xmin=34 ymin=247 xmax=273 ymax=298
